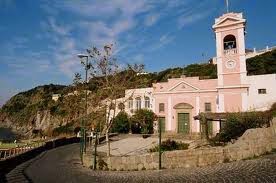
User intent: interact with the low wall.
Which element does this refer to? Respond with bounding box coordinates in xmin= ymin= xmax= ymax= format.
xmin=0 ymin=136 xmax=79 ymax=181
xmin=85 ymin=125 xmax=275 ymax=171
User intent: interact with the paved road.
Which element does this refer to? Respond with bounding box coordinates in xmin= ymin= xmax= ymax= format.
xmin=5 ymin=143 xmax=276 ymax=183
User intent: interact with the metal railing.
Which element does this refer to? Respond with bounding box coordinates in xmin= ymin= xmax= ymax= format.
xmin=0 ymin=141 xmax=45 ymax=160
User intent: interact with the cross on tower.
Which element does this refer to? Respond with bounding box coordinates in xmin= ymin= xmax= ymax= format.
xmin=225 ymin=0 xmax=229 ymax=13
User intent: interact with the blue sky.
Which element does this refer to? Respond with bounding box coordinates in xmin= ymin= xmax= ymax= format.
xmin=0 ymin=0 xmax=276 ymax=106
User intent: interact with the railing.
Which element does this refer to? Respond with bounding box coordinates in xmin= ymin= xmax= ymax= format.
xmin=224 ymin=48 xmax=237 ymax=55
xmin=0 ymin=141 xmax=45 ymax=160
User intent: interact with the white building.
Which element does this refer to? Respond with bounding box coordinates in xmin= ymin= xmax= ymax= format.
xmin=247 ymin=74 xmax=276 ymax=111
xmin=109 ymin=87 xmax=155 ymax=119
xmin=52 ymin=94 xmax=61 ymax=101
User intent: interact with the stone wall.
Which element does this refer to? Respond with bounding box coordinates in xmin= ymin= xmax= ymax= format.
xmin=84 ymin=122 xmax=276 ymax=171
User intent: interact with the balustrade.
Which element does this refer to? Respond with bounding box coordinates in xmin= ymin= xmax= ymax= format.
xmin=224 ymin=48 xmax=237 ymax=55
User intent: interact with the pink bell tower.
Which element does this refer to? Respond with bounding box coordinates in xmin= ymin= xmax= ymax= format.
xmin=213 ymin=12 xmax=249 ymax=112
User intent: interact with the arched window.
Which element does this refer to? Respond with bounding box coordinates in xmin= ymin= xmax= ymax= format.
xmin=223 ymin=35 xmax=236 ymax=50
xmin=136 ymin=97 xmax=141 ymax=110
xmin=144 ymin=97 xmax=150 ymax=109
xmin=128 ymin=98 xmax=133 ymax=110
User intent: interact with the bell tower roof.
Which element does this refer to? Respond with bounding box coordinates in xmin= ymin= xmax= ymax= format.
xmin=212 ymin=12 xmax=246 ymax=30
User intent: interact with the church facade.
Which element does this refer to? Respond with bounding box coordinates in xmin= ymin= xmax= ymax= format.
xmin=152 ymin=12 xmax=276 ymax=135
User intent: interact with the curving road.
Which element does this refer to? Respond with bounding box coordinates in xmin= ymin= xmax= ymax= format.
xmin=5 ymin=143 xmax=276 ymax=183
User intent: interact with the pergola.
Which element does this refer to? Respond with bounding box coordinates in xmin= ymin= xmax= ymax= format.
xmin=194 ymin=111 xmax=272 ymax=141
xmin=193 ymin=113 xmax=228 ymax=141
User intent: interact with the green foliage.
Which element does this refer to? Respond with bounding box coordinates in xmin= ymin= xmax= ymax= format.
xmin=52 ymin=122 xmax=74 ymax=136
xmin=270 ymin=102 xmax=276 ymax=117
xmin=149 ymin=139 xmax=189 ymax=152
xmin=131 ymin=109 xmax=156 ymax=134
xmin=111 ymin=111 xmax=130 ymax=133
xmin=212 ymin=111 xmax=272 ymax=143
xmin=247 ymin=49 xmax=276 ymax=75
xmin=184 ymin=64 xmax=217 ymax=79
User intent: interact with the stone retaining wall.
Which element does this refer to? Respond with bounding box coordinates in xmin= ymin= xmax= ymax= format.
xmin=84 ymin=123 xmax=276 ymax=171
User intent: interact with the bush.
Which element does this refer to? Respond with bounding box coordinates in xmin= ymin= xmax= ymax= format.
xmin=212 ymin=111 xmax=272 ymax=143
xmin=130 ymin=121 xmax=141 ymax=134
xmin=131 ymin=109 xmax=156 ymax=134
xmin=149 ymin=139 xmax=189 ymax=152
xmin=270 ymin=102 xmax=276 ymax=117
xmin=52 ymin=123 xmax=74 ymax=136
xmin=111 ymin=112 xmax=130 ymax=133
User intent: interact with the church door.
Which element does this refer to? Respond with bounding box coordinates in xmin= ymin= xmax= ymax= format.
xmin=178 ymin=113 xmax=190 ymax=134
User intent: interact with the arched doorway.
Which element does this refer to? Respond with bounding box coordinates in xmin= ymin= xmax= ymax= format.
xmin=174 ymin=103 xmax=193 ymax=134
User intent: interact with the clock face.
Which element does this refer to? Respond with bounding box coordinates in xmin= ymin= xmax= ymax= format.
xmin=226 ymin=60 xmax=236 ymax=69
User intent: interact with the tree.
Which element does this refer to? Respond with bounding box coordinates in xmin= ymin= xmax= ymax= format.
xmin=111 ymin=111 xmax=129 ymax=133
xmin=73 ymin=73 xmax=82 ymax=88
xmin=85 ymin=44 xmax=144 ymax=156
xmin=131 ymin=109 xmax=156 ymax=134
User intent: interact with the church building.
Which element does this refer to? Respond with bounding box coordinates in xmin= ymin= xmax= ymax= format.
xmin=153 ymin=12 xmax=276 ymax=135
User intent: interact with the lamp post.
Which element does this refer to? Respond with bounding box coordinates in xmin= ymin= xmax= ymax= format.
xmin=77 ymin=54 xmax=90 ymax=160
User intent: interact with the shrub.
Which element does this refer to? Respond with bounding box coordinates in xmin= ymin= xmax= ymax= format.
xmin=212 ymin=111 xmax=272 ymax=143
xmin=149 ymin=139 xmax=189 ymax=152
xmin=130 ymin=121 xmax=141 ymax=134
xmin=52 ymin=123 xmax=74 ymax=136
xmin=270 ymin=102 xmax=276 ymax=117
xmin=131 ymin=109 xmax=156 ymax=134
xmin=111 ymin=111 xmax=130 ymax=133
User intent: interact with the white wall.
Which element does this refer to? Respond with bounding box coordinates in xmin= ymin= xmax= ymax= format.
xmin=247 ymin=74 xmax=276 ymax=111
xmin=108 ymin=88 xmax=155 ymax=120
xmin=124 ymin=87 xmax=155 ymax=115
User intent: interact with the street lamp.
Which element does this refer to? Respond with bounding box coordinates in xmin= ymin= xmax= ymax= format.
xmin=77 ymin=53 xmax=89 ymax=161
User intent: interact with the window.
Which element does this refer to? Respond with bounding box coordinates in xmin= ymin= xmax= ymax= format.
xmin=258 ymin=89 xmax=267 ymax=94
xmin=136 ymin=97 xmax=141 ymax=110
xmin=128 ymin=98 xmax=133 ymax=109
xmin=118 ymin=103 xmax=125 ymax=111
xmin=159 ymin=103 xmax=165 ymax=113
xmin=205 ymin=103 xmax=212 ymax=112
xmin=223 ymin=35 xmax=236 ymax=50
xmin=145 ymin=97 xmax=150 ymax=109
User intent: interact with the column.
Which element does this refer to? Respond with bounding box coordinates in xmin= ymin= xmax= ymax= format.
xmin=195 ymin=96 xmax=200 ymax=133
xmin=168 ymin=96 xmax=172 ymax=131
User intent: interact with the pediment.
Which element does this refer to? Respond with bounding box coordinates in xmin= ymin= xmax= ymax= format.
xmin=213 ymin=16 xmax=245 ymax=29
xmin=168 ymin=81 xmax=199 ymax=92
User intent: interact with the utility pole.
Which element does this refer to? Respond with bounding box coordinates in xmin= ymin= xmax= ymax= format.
xmin=158 ymin=119 xmax=162 ymax=170
xmin=93 ymin=132 xmax=98 ymax=170
xmin=77 ymin=54 xmax=90 ymax=161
